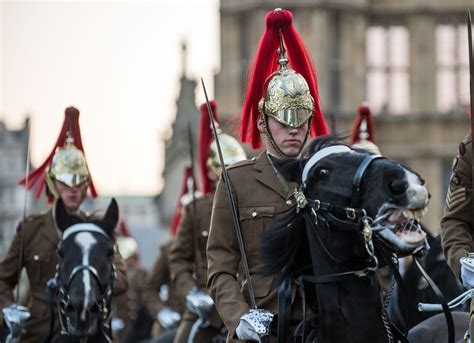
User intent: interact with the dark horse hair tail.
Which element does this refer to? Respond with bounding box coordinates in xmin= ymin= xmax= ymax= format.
xmin=258 ymin=207 xmax=310 ymax=285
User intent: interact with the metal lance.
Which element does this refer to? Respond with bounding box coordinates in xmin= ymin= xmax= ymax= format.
xmin=469 ymin=11 xmax=474 ymax=234
xmin=200 ymin=78 xmax=257 ymax=309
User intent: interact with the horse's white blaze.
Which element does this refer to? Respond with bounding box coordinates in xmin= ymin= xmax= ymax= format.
xmin=74 ymin=232 xmax=97 ymax=322
xmin=404 ymin=170 xmax=429 ymax=208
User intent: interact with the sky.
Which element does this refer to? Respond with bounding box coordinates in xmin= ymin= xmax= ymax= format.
xmin=0 ymin=0 xmax=219 ymax=196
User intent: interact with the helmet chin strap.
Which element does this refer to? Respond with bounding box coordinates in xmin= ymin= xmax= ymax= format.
xmin=262 ymin=115 xmax=312 ymax=159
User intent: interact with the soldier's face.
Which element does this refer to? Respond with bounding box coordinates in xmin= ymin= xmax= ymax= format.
xmin=55 ymin=180 xmax=87 ymax=212
xmin=259 ymin=116 xmax=309 ymax=157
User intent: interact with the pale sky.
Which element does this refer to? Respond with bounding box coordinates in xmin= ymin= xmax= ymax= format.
xmin=0 ymin=0 xmax=219 ymax=195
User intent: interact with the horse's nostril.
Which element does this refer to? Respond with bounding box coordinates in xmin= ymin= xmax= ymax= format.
xmin=389 ymin=180 xmax=407 ymax=194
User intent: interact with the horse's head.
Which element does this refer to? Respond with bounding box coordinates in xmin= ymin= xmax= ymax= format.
xmin=54 ymin=198 xmax=118 ymax=338
xmin=261 ymin=137 xmax=430 ymax=281
xmin=282 ymin=137 xmax=429 ymax=253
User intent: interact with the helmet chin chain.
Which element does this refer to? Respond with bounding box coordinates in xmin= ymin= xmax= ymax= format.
xmin=262 ymin=115 xmax=311 ymax=159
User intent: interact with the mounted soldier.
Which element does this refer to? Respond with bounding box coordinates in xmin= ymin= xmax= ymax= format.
xmin=169 ymin=100 xmax=247 ymax=342
xmin=206 ymin=8 xmax=329 ymax=342
xmin=0 ymin=107 xmax=128 ymax=342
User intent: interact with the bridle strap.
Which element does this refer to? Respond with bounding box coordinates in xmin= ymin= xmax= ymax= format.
xmin=301 ymin=145 xmax=351 ymax=188
xmin=351 ymin=155 xmax=385 ymax=208
xmin=62 ymin=224 xmax=108 ymax=240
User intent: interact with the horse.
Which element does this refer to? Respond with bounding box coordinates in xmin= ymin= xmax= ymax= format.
xmin=46 ymin=198 xmax=119 ymax=343
xmin=258 ymin=136 xmax=468 ymax=343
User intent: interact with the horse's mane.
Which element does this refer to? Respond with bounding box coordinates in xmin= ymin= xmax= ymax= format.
xmin=258 ymin=135 xmax=349 ymax=284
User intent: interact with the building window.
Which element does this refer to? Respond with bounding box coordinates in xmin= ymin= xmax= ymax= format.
xmin=436 ymin=24 xmax=469 ymax=113
xmin=366 ymin=26 xmax=410 ymax=114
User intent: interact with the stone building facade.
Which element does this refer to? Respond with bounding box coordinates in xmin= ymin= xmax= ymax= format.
xmin=215 ymin=0 xmax=474 ymax=231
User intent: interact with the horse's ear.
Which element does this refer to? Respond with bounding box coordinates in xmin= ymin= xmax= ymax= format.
xmin=269 ymin=155 xmax=304 ymax=183
xmin=102 ymin=198 xmax=119 ymax=234
xmin=55 ymin=198 xmax=73 ymax=232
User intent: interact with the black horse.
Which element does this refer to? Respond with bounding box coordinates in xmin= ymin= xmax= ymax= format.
xmin=258 ymin=137 xmax=468 ymax=343
xmin=46 ymin=198 xmax=119 ymax=343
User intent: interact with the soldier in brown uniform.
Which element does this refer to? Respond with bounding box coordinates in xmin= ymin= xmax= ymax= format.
xmin=440 ymin=132 xmax=473 ymax=338
xmin=0 ymin=107 xmax=128 ymax=342
xmin=169 ymin=101 xmax=246 ymax=342
xmin=113 ymin=231 xmax=153 ymax=342
xmin=206 ymin=9 xmax=329 ymax=342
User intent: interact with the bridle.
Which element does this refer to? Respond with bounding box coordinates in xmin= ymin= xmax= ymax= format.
xmin=296 ymin=149 xmax=386 ymax=281
xmin=46 ymin=225 xmax=116 ymax=342
xmin=277 ymin=146 xmax=389 ymax=342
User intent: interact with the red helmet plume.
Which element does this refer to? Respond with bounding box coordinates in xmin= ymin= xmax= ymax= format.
xmin=350 ymin=102 xmax=376 ymax=145
xmin=170 ymin=165 xmax=194 ymax=236
xmin=239 ymin=9 xmax=329 ymax=149
xmin=198 ymin=101 xmax=219 ymax=195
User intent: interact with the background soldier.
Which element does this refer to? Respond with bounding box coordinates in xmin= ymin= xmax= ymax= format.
xmin=169 ymin=101 xmax=246 ymax=342
xmin=113 ymin=222 xmax=154 ymax=342
xmin=206 ymin=9 xmax=329 ymax=342
xmin=440 ymin=132 xmax=473 ymax=338
xmin=143 ymin=166 xmax=194 ymax=337
xmin=0 ymin=107 xmax=128 ymax=342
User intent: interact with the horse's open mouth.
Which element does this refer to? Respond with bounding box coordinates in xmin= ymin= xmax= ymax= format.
xmin=373 ymin=206 xmax=428 ymax=252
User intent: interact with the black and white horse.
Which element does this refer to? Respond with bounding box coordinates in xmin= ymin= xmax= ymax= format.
xmin=258 ymin=137 xmax=468 ymax=343
xmin=47 ymin=198 xmax=118 ymax=343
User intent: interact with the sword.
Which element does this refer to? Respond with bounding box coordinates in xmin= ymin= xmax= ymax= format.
xmin=200 ymin=78 xmax=257 ymax=309
xmin=468 ymin=11 xmax=474 ymax=232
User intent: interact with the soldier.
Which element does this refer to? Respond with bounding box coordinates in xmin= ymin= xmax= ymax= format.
xmin=113 ymin=223 xmax=153 ymax=342
xmin=0 ymin=107 xmax=128 ymax=342
xmin=143 ymin=166 xmax=195 ymax=336
xmin=206 ymin=9 xmax=329 ymax=342
xmin=169 ymin=101 xmax=247 ymax=342
xmin=440 ymin=132 xmax=472 ymax=338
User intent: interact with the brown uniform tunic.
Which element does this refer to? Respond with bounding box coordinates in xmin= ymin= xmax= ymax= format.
xmin=441 ymin=133 xmax=473 ymax=278
xmin=143 ymin=241 xmax=184 ymax=331
xmin=207 ymin=151 xmax=305 ymax=342
xmin=169 ymin=195 xmax=222 ymax=342
xmin=0 ymin=209 xmax=128 ymax=342
xmin=440 ymin=133 xmax=473 ymax=335
xmin=112 ymin=266 xmax=149 ymax=342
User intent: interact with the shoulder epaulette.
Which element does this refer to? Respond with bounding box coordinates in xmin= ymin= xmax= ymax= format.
xmin=227 ymin=157 xmax=257 ymax=171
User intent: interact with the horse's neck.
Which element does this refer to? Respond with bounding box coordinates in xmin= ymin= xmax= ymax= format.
xmin=316 ymin=277 xmax=389 ymax=343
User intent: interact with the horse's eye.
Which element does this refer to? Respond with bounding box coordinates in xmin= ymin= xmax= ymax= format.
xmin=318 ymin=168 xmax=330 ymax=179
xmin=57 ymin=248 xmax=64 ymax=258
xmin=108 ymin=248 xmax=115 ymax=258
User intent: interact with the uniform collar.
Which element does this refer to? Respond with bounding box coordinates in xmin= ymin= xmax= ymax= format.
xmin=253 ymin=151 xmax=297 ymax=199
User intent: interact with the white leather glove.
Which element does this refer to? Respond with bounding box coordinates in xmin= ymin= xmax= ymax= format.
xmin=235 ymin=309 xmax=273 ymax=342
xmin=461 ymin=256 xmax=474 ymax=289
xmin=185 ymin=288 xmax=214 ymax=318
xmin=157 ymin=307 xmax=181 ymax=329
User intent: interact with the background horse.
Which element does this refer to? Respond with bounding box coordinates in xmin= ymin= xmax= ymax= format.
xmin=258 ymin=137 xmax=467 ymax=343
xmin=48 ymin=198 xmax=119 ymax=343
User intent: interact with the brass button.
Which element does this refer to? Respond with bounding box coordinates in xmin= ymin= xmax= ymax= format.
xmin=251 ymin=211 xmax=257 ymax=218
xmin=286 ymin=200 xmax=292 ymax=206
xmin=33 ymin=255 xmax=39 ymax=261
xmin=202 ymin=230 xmax=208 ymax=237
